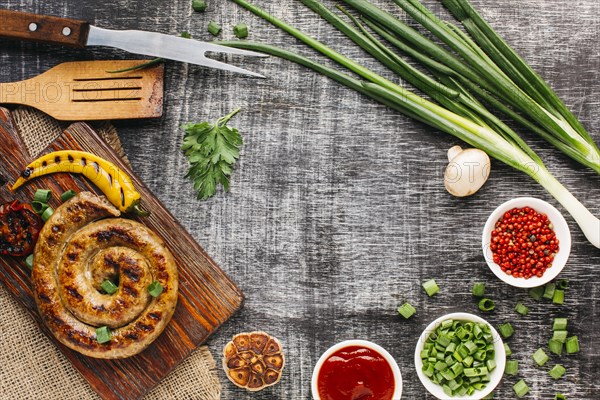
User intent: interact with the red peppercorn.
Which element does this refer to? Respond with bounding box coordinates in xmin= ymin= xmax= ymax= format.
xmin=491 ymin=206 xmax=559 ymax=279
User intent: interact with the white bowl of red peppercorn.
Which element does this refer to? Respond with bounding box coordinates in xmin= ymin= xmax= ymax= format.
xmin=482 ymin=197 xmax=571 ymax=288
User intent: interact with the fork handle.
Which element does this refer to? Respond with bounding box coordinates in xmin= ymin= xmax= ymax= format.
xmin=0 ymin=9 xmax=89 ymax=48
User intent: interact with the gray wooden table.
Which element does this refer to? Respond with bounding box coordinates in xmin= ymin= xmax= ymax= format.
xmin=1 ymin=0 xmax=599 ymax=399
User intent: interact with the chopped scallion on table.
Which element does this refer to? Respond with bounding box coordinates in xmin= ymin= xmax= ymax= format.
xmin=554 ymin=393 xmax=567 ymax=400
xmin=31 ymin=201 xmax=49 ymax=215
xmin=33 ymin=189 xmax=51 ymax=203
xmin=25 ymin=254 xmax=34 ymax=270
xmin=553 ymin=318 xmax=568 ymax=331
xmin=192 ymin=0 xmax=207 ymax=12
xmin=41 ymin=206 xmax=54 ymax=222
xmin=529 ymin=286 xmax=544 ymax=301
xmin=504 ymin=359 xmax=518 ymax=375
xmin=478 ymin=298 xmax=495 ymax=312
xmin=552 ymin=330 xmax=567 ymax=344
xmin=556 ymin=279 xmax=569 ymax=290
xmin=498 ymin=322 xmax=514 ymax=339
xmin=543 ymin=283 xmax=556 ymax=300
xmin=513 ymin=379 xmax=529 ymax=398
xmin=60 ymin=189 xmax=77 ymax=202
xmin=101 ymin=280 xmax=118 ymax=295
xmin=515 ymin=303 xmax=529 ymax=315
xmin=422 ymin=279 xmax=439 ymax=296
xmin=397 ymin=302 xmax=416 ymax=319
xmin=234 ymin=23 xmax=249 ymax=39
xmin=504 ymin=343 xmax=512 ymax=357
xmin=566 ymin=336 xmax=580 ymax=354
xmin=549 ymin=364 xmax=566 ymax=379
xmin=548 ymin=339 xmax=563 ymax=355
xmin=147 ymin=281 xmax=164 ymax=297
xmin=532 ymin=348 xmax=549 ymax=366
xmin=208 ymin=21 xmax=221 ymax=36
xmin=95 ymin=326 xmax=111 ymax=344
xmin=472 ymin=282 xmax=485 ymax=297
xmin=552 ymin=289 xmax=565 ymax=304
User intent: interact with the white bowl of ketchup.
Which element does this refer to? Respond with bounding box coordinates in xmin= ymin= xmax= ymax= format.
xmin=311 ymin=339 xmax=402 ymax=400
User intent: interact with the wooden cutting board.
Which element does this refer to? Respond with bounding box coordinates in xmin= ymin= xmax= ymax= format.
xmin=0 ymin=107 xmax=244 ymax=400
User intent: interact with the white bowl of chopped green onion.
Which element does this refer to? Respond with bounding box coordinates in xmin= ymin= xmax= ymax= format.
xmin=415 ymin=313 xmax=505 ymax=399
xmin=482 ymin=197 xmax=571 ymax=288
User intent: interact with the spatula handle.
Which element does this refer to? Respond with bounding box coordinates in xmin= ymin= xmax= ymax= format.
xmin=0 ymin=9 xmax=89 ymax=48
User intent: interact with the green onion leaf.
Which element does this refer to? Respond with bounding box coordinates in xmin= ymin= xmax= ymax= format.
xmin=503 ymin=343 xmax=512 ymax=357
xmin=556 ymin=279 xmax=569 ymax=290
xmin=147 ymin=281 xmax=164 ymax=297
xmin=504 ymin=359 xmax=518 ymax=375
xmin=552 ymin=289 xmax=565 ymax=304
xmin=513 ymin=379 xmax=529 ymax=398
xmin=234 ymin=23 xmax=249 ymax=39
xmin=554 ymin=393 xmax=567 ymax=399
xmin=101 ymin=280 xmax=118 ymax=295
xmin=60 ymin=189 xmax=77 ymax=202
xmin=498 ymin=322 xmax=514 ymax=339
xmin=208 ymin=21 xmax=221 ymax=36
xmin=566 ymin=336 xmax=580 ymax=354
xmin=549 ymin=364 xmax=566 ymax=379
xmin=553 ymin=318 xmax=568 ymax=331
xmin=532 ymin=348 xmax=549 ymax=366
xmin=31 ymin=201 xmax=49 ymax=215
xmin=25 ymin=254 xmax=34 ymax=270
xmin=422 ymin=279 xmax=439 ymax=296
xmin=552 ymin=330 xmax=567 ymax=344
xmin=528 ymin=286 xmax=544 ymax=301
xmin=478 ymin=298 xmax=495 ymax=312
xmin=472 ymin=282 xmax=485 ymax=297
xmin=34 ymin=189 xmax=51 ymax=203
xmin=397 ymin=302 xmax=416 ymax=319
xmin=41 ymin=206 xmax=54 ymax=222
xmin=192 ymin=0 xmax=207 ymax=12
xmin=514 ymin=302 xmax=529 ymax=315
xmin=543 ymin=283 xmax=556 ymax=299
xmin=96 ymin=326 xmax=111 ymax=344
xmin=548 ymin=339 xmax=563 ymax=355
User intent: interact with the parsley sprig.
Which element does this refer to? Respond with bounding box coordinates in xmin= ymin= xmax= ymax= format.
xmin=181 ymin=108 xmax=243 ymax=200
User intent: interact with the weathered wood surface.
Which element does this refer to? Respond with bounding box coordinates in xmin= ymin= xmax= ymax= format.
xmin=0 ymin=110 xmax=243 ymax=400
xmin=1 ymin=0 xmax=599 ymax=398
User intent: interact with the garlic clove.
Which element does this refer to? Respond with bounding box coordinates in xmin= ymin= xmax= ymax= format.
xmin=444 ymin=147 xmax=491 ymax=197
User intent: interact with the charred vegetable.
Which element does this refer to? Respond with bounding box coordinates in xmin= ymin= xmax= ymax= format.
xmin=0 ymin=200 xmax=43 ymax=256
xmin=11 ymin=151 xmax=148 ymax=216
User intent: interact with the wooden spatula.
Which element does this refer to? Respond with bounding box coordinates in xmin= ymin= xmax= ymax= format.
xmin=0 ymin=60 xmax=163 ymax=120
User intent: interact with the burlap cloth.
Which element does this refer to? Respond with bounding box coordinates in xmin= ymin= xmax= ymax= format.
xmin=0 ymin=107 xmax=222 ymax=400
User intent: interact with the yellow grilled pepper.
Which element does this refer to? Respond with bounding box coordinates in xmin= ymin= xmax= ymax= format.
xmin=11 ymin=150 xmax=148 ymax=216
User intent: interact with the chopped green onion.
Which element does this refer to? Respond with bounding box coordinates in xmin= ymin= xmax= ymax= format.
xmin=548 ymin=339 xmax=563 ymax=355
xmin=504 ymin=359 xmax=518 ymax=375
xmin=41 ymin=206 xmax=54 ymax=222
xmin=192 ymin=0 xmax=207 ymax=12
xmin=147 ymin=281 xmax=164 ymax=297
xmin=554 ymin=393 xmax=567 ymax=400
xmin=482 ymin=394 xmax=494 ymax=400
xmin=25 ymin=254 xmax=34 ymax=270
xmin=96 ymin=326 xmax=111 ymax=344
xmin=31 ymin=201 xmax=49 ymax=215
xmin=503 ymin=343 xmax=512 ymax=357
xmin=478 ymin=298 xmax=495 ymax=312
xmin=422 ymin=279 xmax=439 ymax=296
xmin=33 ymin=189 xmax=52 ymax=203
xmin=498 ymin=322 xmax=514 ymax=339
xmin=528 ymin=286 xmax=544 ymax=301
xmin=552 ymin=330 xmax=567 ymax=344
xmin=208 ymin=21 xmax=221 ymax=36
xmin=472 ymin=282 xmax=485 ymax=297
xmin=234 ymin=23 xmax=249 ymax=39
xmin=543 ymin=283 xmax=556 ymax=300
xmin=180 ymin=31 xmax=192 ymax=39
xmin=513 ymin=379 xmax=529 ymax=398
xmin=566 ymin=336 xmax=580 ymax=354
xmin=60 ymin=189 xmax=77 ymax=202
xmin=556 ymin=279 xmax=569 ymax=290
xmin=549 ymin=364 xmax=566 ymax=379
xmin=397 ymin=302 xmax=416 ymax=319
xmin=552 ymin=289 xmax=565 ymax=304
xmin=101 ymin=280 xmax=118 ymax=295
xmin=553 ymin=318 xmax=568 ymax=331
xmin=515 ymin=303 xmax=529 ymax=315
xmin=532 ymin=348 xmax=549 ymax=366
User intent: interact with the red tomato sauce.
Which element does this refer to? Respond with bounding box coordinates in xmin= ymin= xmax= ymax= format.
xmin=317 ymin=345 xmax=395 ymax=400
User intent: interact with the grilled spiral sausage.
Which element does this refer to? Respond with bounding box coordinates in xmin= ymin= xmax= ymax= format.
xmin=32 ymin=192 xmax=178 ymax=358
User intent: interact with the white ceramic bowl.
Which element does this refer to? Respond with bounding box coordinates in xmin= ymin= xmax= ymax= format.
xmin=311 ymin=339 xmax=403 ymax=400
xmin=482 ymin=197 xmax=571 ymax=288
xmin=415 ymin=313 xmax=505 ymax=400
